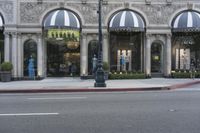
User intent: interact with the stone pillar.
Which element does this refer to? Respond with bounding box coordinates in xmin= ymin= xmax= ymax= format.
xmin=80 ymin=33 xmax=88 ymax=76
xmin=145 ymin=34 xmax=151 ymax=77
xmin=37 ymin=33 xmax=45 ymax=77
xmin=4 ymin=32 xmax=10 ymax=62
xmin=11 ymin=32 xmax=18 ymax=78
xmin=42 ymin=36 xmax=47 ymax=77
xmin=17 ymin=33 xmax=23 ymax=78
xmin=103 ymin=33 xmax=109 ymax=63
xmin=165 ymin=34 xmax=172 ymax=77
xmin=141 ymin=33 xmax=144 ymax=72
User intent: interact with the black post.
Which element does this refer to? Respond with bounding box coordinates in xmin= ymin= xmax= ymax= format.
xmin=94 ymin=0 xmax=106 ymax=87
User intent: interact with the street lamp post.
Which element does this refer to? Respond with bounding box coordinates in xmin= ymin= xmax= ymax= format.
xmin=94 ymin=0 xmax=106 ymax=87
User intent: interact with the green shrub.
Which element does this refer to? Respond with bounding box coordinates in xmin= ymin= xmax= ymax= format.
xmin=195 ymin=72 xmax=200 ymax=78
xmin=0 ymin=62 xmax=13 ymax=71
xmin=172 ymin=72 xmax=191 ymax=78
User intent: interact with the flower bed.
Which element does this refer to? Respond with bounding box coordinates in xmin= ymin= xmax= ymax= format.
xmin=109 ymin=72 xmax=146 ymax=79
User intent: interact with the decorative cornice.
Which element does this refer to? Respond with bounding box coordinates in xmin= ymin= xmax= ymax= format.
xmin=81 ymin=33 xmax=87 ymax=39
xmin=166 ymin=0 xmax=172 ymax=5
xmin=11 ymin=32 xmax=17 ymax=38
xmin=166 ymin=33 xmax=172 ymax=39
xmin=59 ymin=2 xmax=65 ymax=8
xmin=103 ymin=33 xmax=108 ymax=39
xmin=36 ymin=33 xmax=42 ymax=36
xmin=187 ymin=2 xmax=194 ymax=10
xmin=17 ymin=32 xmax=22 ymax=37
xmin=146 ymin=33 xmax=152 ymax=39
xmin=124 ymin=2 xmax=130 ymax=9
xmin=146 ymin=0 xmax=151 ymax=5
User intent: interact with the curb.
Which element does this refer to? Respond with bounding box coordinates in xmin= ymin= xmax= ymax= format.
xmin=168 ymin=80 xmax=200 ymax=90
xmin=0 ymin=87 xmax=167 ymax=93
xmin=0 ymin=80 xmax=199 ymax=93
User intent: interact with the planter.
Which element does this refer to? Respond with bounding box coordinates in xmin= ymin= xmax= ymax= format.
xmin=1 ymin=71 xmax=12 ymax=82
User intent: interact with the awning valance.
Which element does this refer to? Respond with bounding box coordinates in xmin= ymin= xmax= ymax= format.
xmin=43 ymin=9 xmax=80 ymax=30
xmin=172 ymin=11 xmax=200 ymax=32
xmin=109 ymin=10 xmax=145 ymax=32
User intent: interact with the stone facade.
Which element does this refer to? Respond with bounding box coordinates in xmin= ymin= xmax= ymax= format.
xmin=1 ymin=0 xmax=200 ymax=78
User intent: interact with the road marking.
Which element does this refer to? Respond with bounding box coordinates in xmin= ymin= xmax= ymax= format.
xmin=28 ymin=96 xmax=87 ymax=100
xmin=0 ymin=113 xmax=59 ymax=116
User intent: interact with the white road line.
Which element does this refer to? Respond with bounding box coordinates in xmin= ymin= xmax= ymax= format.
xmin=0 ymin=113 xmax=59 ymax=116
xmin=28 ymin=96 xmax=87 ymax=100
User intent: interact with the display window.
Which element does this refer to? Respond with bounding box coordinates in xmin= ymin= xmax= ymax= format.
xmin=110 ymin=33 xmax=142 ymax=72
xmin=46 ymin=29 xmax=80 ymax=77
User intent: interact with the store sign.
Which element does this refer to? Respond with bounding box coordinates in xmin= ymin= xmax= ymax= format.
xmin=47 ymin=29 xmax=80 ymax=49
xmin=47 ymin=29 xmax=80 ymax=42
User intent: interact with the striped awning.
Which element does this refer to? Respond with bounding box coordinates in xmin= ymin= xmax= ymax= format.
xmin=43 ymin=9 xmax=80 ymax=30
xmin=172 ymin=11 xmax=200 ymax=32
xmin=0 ymin=15 xmax=3 ymax=29
xmin=109 ymin=10 xmax=145 ymax=32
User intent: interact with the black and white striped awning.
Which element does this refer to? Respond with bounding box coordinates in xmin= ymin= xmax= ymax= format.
xmin=172 ymin=11 xmax=200 ymax=32
xmin=109 ymin=10 xmax=145 ymax=32
xmin=44 ymin=9 xmax=80 ymax=30
xmin=0 ymin=15 xmax=3 ymax=29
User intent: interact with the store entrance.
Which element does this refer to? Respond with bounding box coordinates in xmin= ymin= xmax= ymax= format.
xmin=151 ymin=43 xmax=162 ymax=73
xmin=47 ymin=40 xmax=80 ymax=77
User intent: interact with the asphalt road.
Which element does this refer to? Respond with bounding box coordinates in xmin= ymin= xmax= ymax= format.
xmin=0 ymin=90 xmax=200 ymax=133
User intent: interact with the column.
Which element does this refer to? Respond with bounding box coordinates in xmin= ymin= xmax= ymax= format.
xmin=43 ymin=36 xmax=46 ymax=77
xmin=165 ymin=34 xmax=172 ymax=77
xmin=11 ymin=32 xmax=18 ymax=78
xmin=80 ymin=33 xmax=88 ymax=76
xmin=17 ymin=33 xmax=23 ymax=78
xmin=140 ymin=33 xmax=144 ymax=72
xmin=37 ymin=33 xmax=45 ymax=77
xmin=4 ymin=32 xmax=10 ymax=62
xmin=103 ymin=33 xmax=109 ymax=63
xmin=145 ymin=34 xmax=151 ymax=77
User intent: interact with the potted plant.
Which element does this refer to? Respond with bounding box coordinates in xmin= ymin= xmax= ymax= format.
xmin=102 ymin=62 xmax=109 ymax=80
xmin=0 ymin=62 xmax=13 ymax=82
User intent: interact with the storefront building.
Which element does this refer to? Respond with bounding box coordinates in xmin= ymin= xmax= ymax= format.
xmin=1 ymin=0 xmax=200 ymax=79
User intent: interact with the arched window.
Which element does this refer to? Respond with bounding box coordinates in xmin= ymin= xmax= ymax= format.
xmin=43 ymin=9 xmax=81 ymax=77
xmin=88 ymin=40 xmax=98 ymax=75
xmin=23 ymin=39 xmax=37 ymax=77
xmin=172 ymin=10 xmax=200 ymax=71
xmin=108 ymin=10 xmax=145 ymax=72
xmin=0 ymin=14 xmax=4 ymax=63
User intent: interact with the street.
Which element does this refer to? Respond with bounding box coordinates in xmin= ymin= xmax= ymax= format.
xmin=0 ymin=89 xmax=200 ymax=133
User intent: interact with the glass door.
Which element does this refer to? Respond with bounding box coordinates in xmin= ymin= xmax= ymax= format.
xmin=151 ymin=43 xmax=162 ymax=73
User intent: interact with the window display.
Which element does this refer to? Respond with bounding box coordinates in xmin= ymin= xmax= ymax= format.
xmin=117 ymin=50 xmax=132 ymax=71
xmin=175 ymin=49 xmax=190 ymax=70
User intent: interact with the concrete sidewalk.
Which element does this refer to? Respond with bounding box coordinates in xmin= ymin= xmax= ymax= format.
xmin=0 ymin=78 xmax=200 ymax=93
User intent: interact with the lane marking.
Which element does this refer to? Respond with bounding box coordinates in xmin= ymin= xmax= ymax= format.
xmin=28 ymin=96 xmax=87 ymax=100
xmin=0 ymin=113 xmax=59 ymax=116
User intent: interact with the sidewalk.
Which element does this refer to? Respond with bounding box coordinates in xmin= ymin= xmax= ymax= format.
xmin=0 ymin=78 xmax=200 ymax=93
